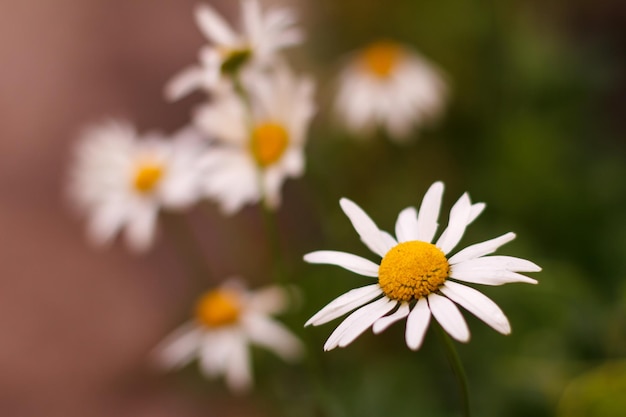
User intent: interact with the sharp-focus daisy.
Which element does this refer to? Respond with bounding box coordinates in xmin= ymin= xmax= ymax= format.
xmin=165 ymin=0 xmax=303 ymax=100
xmin=304 ymin=182 xmax=540 ymax=351
xmin=68 ymin=121 xmax=204 ymax=252
xmin=154 ymin=280 xmax=303 ymax=392
xmin=333 ymin=40 xmax=447 ymax=141
xmin=194 ymin=63 xmax=315 ymax=213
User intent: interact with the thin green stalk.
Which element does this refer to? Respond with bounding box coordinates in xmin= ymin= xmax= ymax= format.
xmin=160 ymin=211 xmax=212 ymax=287
xmin=260 ymin=199 xmax=288 ymax=285
xmin=434 ymin=323 xmax=471 ymax=417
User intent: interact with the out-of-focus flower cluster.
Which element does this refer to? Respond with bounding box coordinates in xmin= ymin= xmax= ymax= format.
xmin=65 ymin=0 xmax=540 ymax=401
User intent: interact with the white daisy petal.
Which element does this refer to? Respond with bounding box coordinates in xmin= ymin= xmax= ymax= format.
xmin=428 ymin=293 xmax=470 ymax=342
xmin=440 ymin=281 xmax=510 ymax=334
xmin=323 ymin=297 xmax=395 ymax=351
xmin=395 ymin=207 xmax=419 ymax=243
xmin=452 ymin=256 xmax=542 ymax=273
xmin=468 ymin=202 xmax=486 ymax=225
xmin=125 ymin=205 xmax=158 ymax=253
xmin=337 ymin=298 xmax=396 ymax=348
xmin=447 ymin=232 xmax=517 ymax=265
xmin=436 ymin=192 xmax=472 ymax=254
xmin=199 ymin=331 xmax=234 ymax=377
xmin=244 ymin=314 xmax=303 ymax=361
xmin=164 ymin=66 xmax=205 ymax=101
xmin=416 ymin=181 xmax=444 ymax=243
xmin=303 ymin=250 xmax=380 ymax=277
xmin=340 ymin=198 xmax=394 ymax=257
xmin=373 ymin=302 xmax=410 ymax=334
xmin=153 ymin=323 xmax=202 ymax=369
xmin=194 ymin=3 xmax=238 ymax=46
xmin=305 ymin=284 xmax=382 ymax=327
xmin=405 ymin=298 xmax=432 ymax=350
xmin=450 ymin=268 xmax=538 ymax=285
xmin=224 ymin=334 xmax=252 ymax=392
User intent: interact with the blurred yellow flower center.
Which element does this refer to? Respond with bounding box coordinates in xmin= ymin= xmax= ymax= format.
xmin=378 ymin=241 xmax=449 ymax=302
xmin=250 ymin=122 xmax=289 ymax=167
xmin=362 ymin=41 xmax=401 ymax=78
xmin=195 ymin=289 xmax=241 ymax=328
xmin=133 ymin=162 xmax=164 ymax=193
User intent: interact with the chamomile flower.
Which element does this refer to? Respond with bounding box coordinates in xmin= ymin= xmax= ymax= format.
xmin=333 ymin=40 xmax=447 ymax=141
xmin=154 ymin=280 xmax=303 ymax=392
xmin=68 ymin=121 xmax=203 ymax=252
xmin=194 ymin=63 xmax=315 ymax=213
xmin=304 ymin=181 xmax=540 ymax=351
xmin=165 ymin=0 xmax=303 ymax=100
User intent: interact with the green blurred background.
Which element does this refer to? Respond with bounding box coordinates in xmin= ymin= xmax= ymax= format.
xmin=0 ymin=0 xmax=624 ymax=416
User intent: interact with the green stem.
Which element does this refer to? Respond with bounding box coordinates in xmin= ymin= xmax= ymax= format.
xmin=434 ymin=323 xmax=471 ymax=417
xmin=160 ymin=211 xmax=212 ymax=287
xmin=260 ymin=199 xmax=287 ymax=285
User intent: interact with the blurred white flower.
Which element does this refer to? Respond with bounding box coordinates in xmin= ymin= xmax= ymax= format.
xmin=154 ymin=280 xmax=303 ymax=393
xmin=333 ymin=40 xmax=447 ymax=141
xmin=304 ymin=181 xmax=540 ymax=351
xmin=166 ymin=0 xmax=303 ymax=100
xmin=194 ymin=63 xmax=315 ymax=213
xmin=68 ymin=121 xmax=204 ymax=252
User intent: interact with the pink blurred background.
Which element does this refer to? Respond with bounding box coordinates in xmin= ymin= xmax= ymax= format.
xmin=0 ymin=1 xmax=276 ymax=415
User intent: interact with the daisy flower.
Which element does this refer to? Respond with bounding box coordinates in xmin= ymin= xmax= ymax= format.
xmin=333 ymin=40 xmax=447 ymax=141
xmin=194 ymin=63 xmax=315 ymax=213
xmin=304 ymin=181 xmax=540 ymax=351
xmin=154 ymin=280 xmax=303 ymax=392
xmin=165 ymin=0 xmax=303 ymax=100
xmin=68 ymin=121 xmax=204 ymax=252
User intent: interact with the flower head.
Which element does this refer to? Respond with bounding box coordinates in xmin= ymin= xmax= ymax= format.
xmin=154 ymin=280 xmax=303 ymax=392
xmin=68 ymin=121 xmax=204 ymax=252
xmin=304 ymin=182 xmax=540 ymax=351
xmin=333 ymin=40 xmax=447 ymax=141
xmin=165 ymin=0 xmax=303 ymax=100
xmin=195 ymin=63 xmax=315 ymax=213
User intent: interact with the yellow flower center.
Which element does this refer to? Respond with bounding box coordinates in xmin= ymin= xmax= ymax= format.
xmin=250 ymin=122 xmax=289 ymax=167
xmin=361 ymin=41 xmax=402 ymax=78
xmin=195 ymin=289 xmax=241 ymax=328
xmin=133 ymin=162 xmax=164 ymax=194
xmin=378 ymin=241 xmax=449 ymax=302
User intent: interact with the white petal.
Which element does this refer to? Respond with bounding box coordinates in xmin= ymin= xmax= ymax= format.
xmin=194 ymin=3 xmax=238 ymax=46
xmin=303 ymin=251 xmax=380 ymax=277
xmin=86 ymin=202 xmax=126 ymax=246
xmin=305 ymin=284 xmax=382 ymax=327
xmin=467 ymin=202 xmax=486 ymax=225
xmin=244 ymin=315 xmax=303 ymax=361
xmin=164 ymin=66 xmax=204 ymax=101
xmin=448 ymin=232 xmax=516 ymax=265
xmin=395 ymin=207 xmax=419 ymax=243
xmin=323 ymin=297 xmax=396 ymax=350
xmin=125 ymin=204 xmax=158 ymax=253
xmin=440 ymin=281 xmax=510 ymax=334
xmin=405 ymin=298 xmax=431 ymax=350
xmin=452 ymin=256 xmax=542 ymax=273
xmin=241 ymin=0 xmax=262 ymax=41
xmin=428 ymin=293 xmax=470 ymax=342
xmin=199 ymin=331 xmax=234 ymax=376
xmin=373 ymin=302 xmax=410 ymax=334
xmin=416 ymin=181 xmax=444 ymax=243
xmin=248 ymin=286 xmax=289 ymax=315
xmin=449 ymin=268 xmax=538 ymax=285
xmin=436 ymin=193 xmax=472 ymax=254
xmin=152 ymin=323 xmax=202 ymax=369
xmin=224 ymin=334 xmax=252 ymax=392
xmin=340 ymin=198 xmax=394 ymax=257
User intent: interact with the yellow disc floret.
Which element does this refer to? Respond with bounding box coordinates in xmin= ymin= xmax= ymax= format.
xmin=250 ymin=122 xmax=289 ymax=167
xmin=133 ymin=161 xmax=164 ymax=194
xmin=378 ymin=241 xmax=449 ymax=302
xmin=195 ymin=289 xmax=242 ymax=328
xmin=361 ymin=41 xmax=402 ymax=78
